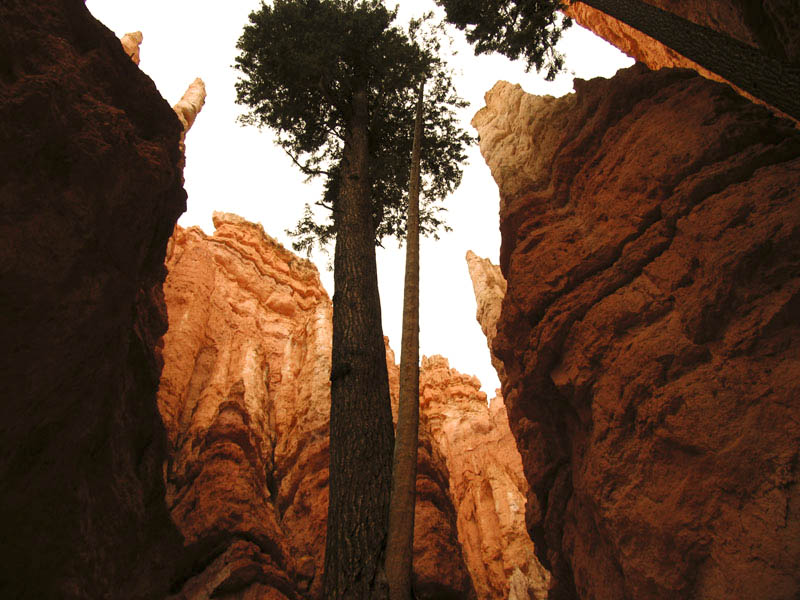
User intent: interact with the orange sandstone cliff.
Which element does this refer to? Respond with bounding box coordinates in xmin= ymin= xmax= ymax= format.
xmin=158 ymin=213 xmax=544 ymax=598
xmin=473 ymin=65 xmax=800 ymax=599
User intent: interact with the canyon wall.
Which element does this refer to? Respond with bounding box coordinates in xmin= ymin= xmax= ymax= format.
xmin=473 ymin=64 xmax=800 ymax=599
xmin=0 ymin=2 xmax=187 ymax=598
xmin=159 ymin=212 xmax=545 ymax=599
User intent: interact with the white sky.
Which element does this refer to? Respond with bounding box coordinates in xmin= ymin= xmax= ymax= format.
xmin=86 ymin=0 xmax=632 ymax=396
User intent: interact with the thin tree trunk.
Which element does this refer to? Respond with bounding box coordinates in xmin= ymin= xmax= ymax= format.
xmin=576 ymin=0 xmax=800 ymax=121
xmin=323 ymin=86 xmax=395 ymax=600
xmin=386 ymin=81 xmax=424 ymax=600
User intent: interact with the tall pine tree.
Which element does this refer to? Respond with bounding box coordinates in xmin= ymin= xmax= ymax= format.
xmin=235 ymin=3 xmax=470 ymax=597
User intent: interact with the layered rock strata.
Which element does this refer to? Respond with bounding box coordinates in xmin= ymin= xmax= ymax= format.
xmin=160 ymin=214 xmax=330 ymax=599
xmin=0 ymin=2 xmax=187 ymax=598
xmin=473 ymin=66 xmax=800 ymax=599
xmin=159 ymin=213 xmax=543 ymax=599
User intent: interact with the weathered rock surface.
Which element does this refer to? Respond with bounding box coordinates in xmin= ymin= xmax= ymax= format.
xmin=120 ymin=31 xmax=143 ymax=65
xmin=0 ymin=2 xmax=186 ymax=598
xmin=564 ymin=0 xmax=800 ymax=121
xmin=160 ymin=213 xmax=542 ymax=599
xmin=160 ymin=215 xmax=473 ymax=599
xmin=418 ymin=356 xmax=550 ymax=600
xmin=173 ymin=77 xmax=206 ymax=162
xmin=383 ymin=343 xmax=476 ymax=599
xmin=161 ymin=213 xmax=330 ymax=599
xmin=473 ymin=66 xmax=800 ymax=599
xmin=466 ymin=250 xmax=507 ymax=382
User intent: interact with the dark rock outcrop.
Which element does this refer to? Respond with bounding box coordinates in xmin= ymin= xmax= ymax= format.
xmin=0 ymin=1 xmax=186 ymax=598
xmin=473 ymin=65 xmax=800 ymax=599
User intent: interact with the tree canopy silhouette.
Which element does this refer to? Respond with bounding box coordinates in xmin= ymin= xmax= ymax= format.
xmin=235 ymin=2 xmax=470 ymax=597
xmin=436 ymin=0 xmax=571 ymax=79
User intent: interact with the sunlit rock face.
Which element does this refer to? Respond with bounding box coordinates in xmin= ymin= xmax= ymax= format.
xmin=417 ymin=356 xmax=550 ymax=600
xmin=564 ymin=0 xmax=799 ymax=120
xmin=473 ymin=65 xmax=800 ymax=599
xmin=383 ymin=343 xmax=477 ymax=599
xmin=0 ymin=2 xmax=186 ymax=598
xmin=159 ymin=213 xmax=546 ymax=599
xmin=120 ymin=30 xmax=143 ymax=64
xmin=466 ymin=250 xmax=507 ymax=382
xmin=160 ymin=213 xmax=331 ymax=599
xmin=159 ymin=214 xmax=472 ymax=598
xmin=173 ymin=77 xmax=206 ymax=164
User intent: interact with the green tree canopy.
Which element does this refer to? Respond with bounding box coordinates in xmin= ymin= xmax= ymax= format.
xmin=235 ymin=0 xmax=472 ymax=253
xmin=435 ymin=0 xmax=571 ymax=79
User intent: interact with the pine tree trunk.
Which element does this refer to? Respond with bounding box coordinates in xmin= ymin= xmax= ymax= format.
xmin=323 ymin=86 xmax=395 ymax=600
xmin=386 ymin=82 xmax=424 ymax=600
xmin=577 ymin=0 xmax=800 ymax=121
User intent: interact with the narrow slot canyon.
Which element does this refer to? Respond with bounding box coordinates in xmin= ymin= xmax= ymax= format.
xmin=1 ymin=1 xmax=798 ymax=599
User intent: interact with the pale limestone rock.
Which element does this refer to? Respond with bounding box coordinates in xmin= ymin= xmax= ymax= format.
xmin=120 ymin=31 xmax=142 ymax=65
xmin=466 ymin=250 xmax=507 ymax=383
xmin=472 ymin=81 xmax=574 ymax=211
xmin=173 ymin=77 xmax=206 ymax=164
xmin=417 ymin=355 xmax=550 ymax=599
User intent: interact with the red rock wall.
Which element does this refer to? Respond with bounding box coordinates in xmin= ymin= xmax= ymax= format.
xmin=160 ymin=213 xmax=329 ymax=599
xmin=160 ymin=214 xmax=481 ymax=599
xmin=473 ymin=65 xmax=800 ymax=599
xmin=0 ymin=1 xmax=186 ymax=597
xmin=159 ymin=213 xmax=548 ymax=599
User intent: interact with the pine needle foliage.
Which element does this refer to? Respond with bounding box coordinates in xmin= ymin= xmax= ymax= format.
xmin=436 ymin=0 xmax=571 ymax=79
xmin=234 ymin=0 xmax=472 ymax=255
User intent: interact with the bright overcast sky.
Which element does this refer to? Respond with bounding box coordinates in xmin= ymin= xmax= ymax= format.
xmin=86 ymin=0 xmax=632 ymax=397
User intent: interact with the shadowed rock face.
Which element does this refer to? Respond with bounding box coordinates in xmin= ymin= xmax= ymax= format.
xmin=0 ymin=1 xmax=186 ymax=598
xmin=473 ymin=65 xmax=800 ymax=599
xmin=159 ymin=213 xmax=545 ymax=599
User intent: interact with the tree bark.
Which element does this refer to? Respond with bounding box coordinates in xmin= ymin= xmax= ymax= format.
xmin=386 ymin=82 xmax=424 ymax=600
xmin=577 ymin=0 xmax=800 ymax=121
xmin=323 ymin=86 xmax=395 ymax=599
